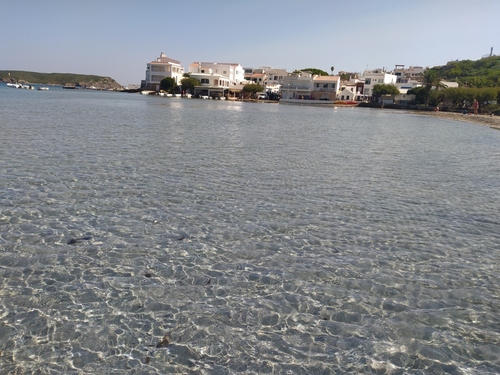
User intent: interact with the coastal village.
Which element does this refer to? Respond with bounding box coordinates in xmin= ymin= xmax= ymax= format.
xmin=137 ymin=52 xmax=458 ymax=105
xmin=3 ymin=51 xmax=499 ymax=128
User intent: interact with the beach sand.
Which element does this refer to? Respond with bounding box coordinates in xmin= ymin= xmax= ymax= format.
xmin=410 ymin=110 xmax=500 ymax=130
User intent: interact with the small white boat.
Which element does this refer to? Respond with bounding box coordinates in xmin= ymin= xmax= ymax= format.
xmin=141 ymin=90 xmax=154 ymax=95
xmin=7 ymin=83 xmax=20 ymax=88
xmin=38 ymin=87 xmax=49 ymax=91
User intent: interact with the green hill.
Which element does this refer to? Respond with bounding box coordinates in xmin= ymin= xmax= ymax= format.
xmin=432 ymin=55 xmax=500 ymax=87
xmin=0 ymin=70 xmax=122 ymax=89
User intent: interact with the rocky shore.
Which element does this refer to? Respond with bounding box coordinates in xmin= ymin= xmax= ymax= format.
xmin=410 ymin=110 xmax=500 ymax=130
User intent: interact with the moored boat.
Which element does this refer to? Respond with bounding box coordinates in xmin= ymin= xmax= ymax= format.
xmin=334 ymin=100 xmax=358 ymax=106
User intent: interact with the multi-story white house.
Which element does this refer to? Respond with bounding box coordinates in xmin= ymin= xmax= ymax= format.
xmin=262 ymin=68 xmax=288 ymax=93
xmin=188 ymin=70 xmax=231 ymax=98
xmin=244 ymin=67 xmax=288 ymax=93
xmin=243 ymin=67 xmax=266 ymax=84
xmin=281 ymin=71 xmax=315 ymax=100
xmin=393 ymin=65 xmax=425 ymax=83
xmin=281 ymin=72 xmax=341 ymax=102
xmin=311 ymin=75 xmax=341 ymax=101
xmin=144 ymin=52 xmax=185 ymax=91
xmin=188 ymin=62 xmax=245 ymax=85
xmin=361 ymin=69 xmax=398 ymax=99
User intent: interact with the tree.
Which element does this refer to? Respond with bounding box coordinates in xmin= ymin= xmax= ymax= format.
xmin=474 ymin=87 xmax=497 ymax=107
xmin=422 ymin=68 xmax=446 ymax=105
xmin=299 ymin=68 xmax=329 ymax=76
xmin=242 ymin=83 xmax=264 ymax=98
xmin=407 ymin=86 xmax=427 ymax=105
xmin=180 ymin=76 xmax=200 ymax=94
xmin=160 ymin=77 xmax=177 ymax=93
xmin=372 ymin=84 xmax=400 ymax=102
xmin=339 ymin=72 xmax=355 ymax=81
xmin=330 ymin=66 xmax=334 ymax=75
xmin=433 ymin=56 xmax=500 ymax=87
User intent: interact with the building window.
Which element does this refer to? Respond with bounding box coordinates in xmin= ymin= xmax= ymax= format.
xmin=201 ymin=70 xmax=205 ymax=73
xmin=316 ymin=83 xmax=320 ymax=88
xmin=201 ymin=78 xmax=209 ymax=84
xmin=332 ymin=84 xmax=336 ymax=89
xmin=365 ymin=78 xmax=371 ymax=84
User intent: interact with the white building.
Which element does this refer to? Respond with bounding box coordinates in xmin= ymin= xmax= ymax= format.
xmin=263 ymin=68 xmax=288 ymax=93
xmin=441 ymin=81 xmax=459 ymax=89
xmin=311 ymin=75 xmax=341 ymax=101
xmin=243 ymin=67 xmax=266 ymax=84
xmin=144 ymin=52 xmax=185 ymax=91
xmin=340 ymin=78 xmax=365 ymax=101
xmin=393 ymin=65 xmax=425 ymax=82
xmin=280 ymin=72 xmax=341 ymax=103
xmin=281 ymin=71 xmax=315 ymax=100
xmin=361 ymin=69 xmax=398 ymax=98
xmin=243 ymin=67 xmax=288 ymax=93
xmin=188 ymin=62 xmax=245 ymax=85
xmin=188 ymin=70 xmax=231 ymax=98
xmin=337 ymin=88 xmax=357 ymax=101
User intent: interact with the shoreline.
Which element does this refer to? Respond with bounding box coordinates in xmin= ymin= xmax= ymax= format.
xmin=407 ymin=110 xmax=500 ymax=130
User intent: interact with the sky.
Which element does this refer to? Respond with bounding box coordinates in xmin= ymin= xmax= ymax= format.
xmin=1 ymin=0 xmax=499 ymax=86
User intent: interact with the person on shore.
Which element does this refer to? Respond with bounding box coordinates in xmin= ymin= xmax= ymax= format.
xmin=473 ymin=99 xmax=479 ymax=115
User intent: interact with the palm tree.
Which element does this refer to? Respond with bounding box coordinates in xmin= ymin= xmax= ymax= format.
xmin=422 ymin=68 xmax=446 ymax=105
xmin=330 ymin=66 xmax=334 ymax=75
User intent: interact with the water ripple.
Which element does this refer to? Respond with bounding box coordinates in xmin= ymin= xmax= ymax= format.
xmin=1 ymin=87 xmax=500 ymax=373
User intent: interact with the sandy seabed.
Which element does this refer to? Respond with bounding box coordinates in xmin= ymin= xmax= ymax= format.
xmin=410 ymin=110 xmax=500 ymax=130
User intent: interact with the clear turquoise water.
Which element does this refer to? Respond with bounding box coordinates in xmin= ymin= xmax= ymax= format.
xmin=1 ymin=83 xmax=499 ymax=374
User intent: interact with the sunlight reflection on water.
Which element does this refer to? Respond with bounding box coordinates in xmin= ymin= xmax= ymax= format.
xmin=1 ymin=85 xmax=500 ymax=374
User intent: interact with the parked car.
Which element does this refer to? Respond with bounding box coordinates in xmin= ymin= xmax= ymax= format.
xmin=258 ymin=93 xmax=267 ymax=100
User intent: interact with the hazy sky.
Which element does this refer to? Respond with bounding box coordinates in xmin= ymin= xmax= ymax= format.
xmin=2 ymin=0 xmax=499 ymax=85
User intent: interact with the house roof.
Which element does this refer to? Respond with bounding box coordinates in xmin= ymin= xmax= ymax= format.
xmin=151 ymin=55 xmax=181 ymax=65
xmin=313 ymin=75 xmax=340 ymax=81
xmin=189 ymin=62 xmax=240 ymax=67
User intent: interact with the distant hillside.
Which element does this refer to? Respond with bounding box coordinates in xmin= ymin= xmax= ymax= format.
xmin=0 ymin=70 xmax=122 ymax=89
xmin=431 ymin=55 xmax=500 ymax=87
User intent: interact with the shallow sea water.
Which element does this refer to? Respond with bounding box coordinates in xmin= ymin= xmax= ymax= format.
xmin=0 ymin=84 xmax=499 ymax=374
